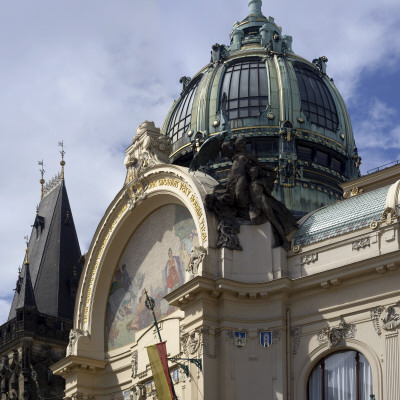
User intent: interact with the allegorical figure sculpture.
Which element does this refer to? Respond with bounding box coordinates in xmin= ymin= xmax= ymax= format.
xmin=249 ymin=166 xmax=296 ymax=249
xmin=194 ymin=136 xmax=297 ymax=250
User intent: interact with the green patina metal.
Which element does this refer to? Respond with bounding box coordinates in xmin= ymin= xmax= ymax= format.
xmin=162 ymin=0 xmax=360 ymax=218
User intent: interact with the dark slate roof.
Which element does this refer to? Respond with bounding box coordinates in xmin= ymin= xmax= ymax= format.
xmin=293 ymin=184 xmax=390 ymax=247
xmin=13 ymin=262 xmax=36 ymax=311
xmin=8 ymin=179 xmax=81 ymax=321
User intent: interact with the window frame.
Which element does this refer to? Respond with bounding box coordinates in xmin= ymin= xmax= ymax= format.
xmin=220 ymin=58 xmax=268 ymax=120
xmin=166 ymin=76 xmax=202 ymax=143
xmin=294 ymin=63 xmax=339 ymax=131
xmin=307 ymin=350 xmax=373 ymax=400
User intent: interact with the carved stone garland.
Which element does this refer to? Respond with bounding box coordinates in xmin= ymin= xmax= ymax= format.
xmin=131 ymin=350 xmax=138 ymax=378
xmin=290 ymin=326 xmax=302 ymax=355
xmin=317 ymin=319 xmax=356 ymax=348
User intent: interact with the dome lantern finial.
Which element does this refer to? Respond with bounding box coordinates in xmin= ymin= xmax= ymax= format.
xmin=24 ymin=235 xmax=30 ymax=265
xmin=248 ymin=0 xmax=263 ymax=16
xmin=38 ymin=159 xmax=45 ymax=199
xmin=58 ymin=141 xmax=66 ymax=180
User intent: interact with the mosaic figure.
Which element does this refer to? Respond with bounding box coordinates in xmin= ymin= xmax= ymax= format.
xmin=105 ymin=204 xmax=198 ymax=350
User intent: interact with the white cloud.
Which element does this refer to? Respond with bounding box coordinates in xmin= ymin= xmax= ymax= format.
xmin=0 ymin=300 xmax=12 ymax=325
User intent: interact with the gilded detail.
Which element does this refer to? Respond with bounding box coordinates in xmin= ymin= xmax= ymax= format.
xmin=83 ymin=204 xmax=128 ymax=323
xmin=148 ymin=176 xmax=207 ymax=243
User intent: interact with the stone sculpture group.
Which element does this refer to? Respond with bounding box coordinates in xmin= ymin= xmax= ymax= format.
xmin=204 ymin=137 xmax=297 ymax=250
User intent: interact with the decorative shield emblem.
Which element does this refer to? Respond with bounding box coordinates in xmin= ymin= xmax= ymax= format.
xmin=260 ymin=331 xmax=272 ymax=348
xmin=172 ymin=368 xmax=179 ymax=384
xmin=146 ymin=381 xmax=152 ymax=396
xmin=123 ymin=390 xmax=130 ymax=400
xmin=234 ymin=331 xmax=247 ymax=348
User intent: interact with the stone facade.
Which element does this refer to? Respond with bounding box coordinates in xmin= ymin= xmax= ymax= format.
xmin=52 ymin=141 xmax=400 ymax=398
xmin=0 ymin=310 xmax=72 ymax=400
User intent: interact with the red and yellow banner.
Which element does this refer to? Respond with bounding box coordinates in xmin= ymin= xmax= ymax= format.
xmin=146 ymin=342 xmax=174 ymax=400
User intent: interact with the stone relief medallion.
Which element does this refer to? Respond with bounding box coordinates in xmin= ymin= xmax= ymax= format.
xmin=381 ymin=303 xmax=400 ymax=331
xmin=371 ymin=302 xmax=400 ymax=333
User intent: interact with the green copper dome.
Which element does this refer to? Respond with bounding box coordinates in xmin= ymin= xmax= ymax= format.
xmin=162 ymin=0 xmax=360 ymax=218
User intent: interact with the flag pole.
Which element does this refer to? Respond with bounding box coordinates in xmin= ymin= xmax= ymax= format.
xmin=144 ymin=289 xmax=178 ymax=400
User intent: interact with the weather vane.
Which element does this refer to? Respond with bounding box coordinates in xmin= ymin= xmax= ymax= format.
xmin=38 ymin=160 xmax=45 ymax=199
xmin=58 ymin=141 xmax=66 ymax=179
xmin=24 ymin=235 xmax=30 ymax=264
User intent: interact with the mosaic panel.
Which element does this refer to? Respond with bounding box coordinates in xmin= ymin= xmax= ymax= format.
xmin=105 ymin=204 xmax=198 ymax=351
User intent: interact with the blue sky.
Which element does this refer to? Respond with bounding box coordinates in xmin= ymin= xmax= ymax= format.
xmin=0 ymin=0 xmax=399 ymax=323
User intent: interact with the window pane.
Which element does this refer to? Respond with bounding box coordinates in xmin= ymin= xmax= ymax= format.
xmin=259 ymin=67 xmax=268 ymax=96
xmin=308 ymin=364 xmax=322 ymax=400
xmin=220 ymin=59 xmax=268 ymax=120
xmin=332 ymin=158 xmax=342 ymax=172
xmin=294 ymin=63 xmax=339 ymax=131
xmin=325 ymin=352 xmax=356 ymax=400
xmin=249 ymin=68 xmax=259 ymax=97
xmin=230 ymin=70 xmax=240 ymax=99
xmin=359 ymin=354 xmax=373 ymax=400
xmin=308 ymin=351 xmax=373 ymax=400
xmin=316 ymin=150 xmax=329 ymax=166
xmin=297 ymin=145 xmax=313 ymax=161
xmin=166 ymin=76 xmax=201 ymax=143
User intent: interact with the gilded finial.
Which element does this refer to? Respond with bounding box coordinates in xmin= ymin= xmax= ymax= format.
xmin=38 ymin=160 xmax=45 ymax=199
xmin=58 ymin=141 xmax=65 ymax=180
xmin=24 ymin=235 xmax=30 ymax=265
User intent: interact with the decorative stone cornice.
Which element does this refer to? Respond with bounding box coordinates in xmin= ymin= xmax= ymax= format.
xmin=51 ymin=355 xmax=107 ymax=378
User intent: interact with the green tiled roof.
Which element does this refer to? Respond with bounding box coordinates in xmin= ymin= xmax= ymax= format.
xmin=293 ymin=185 xmax=390 ymax=247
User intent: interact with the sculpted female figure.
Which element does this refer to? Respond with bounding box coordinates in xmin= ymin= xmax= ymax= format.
xmin=222 ymin=137 xmax=268 ymax=214
xmin=249 ymin=166 xmax=297 ymax=248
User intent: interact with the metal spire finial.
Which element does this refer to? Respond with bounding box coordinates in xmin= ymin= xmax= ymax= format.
xmin=58 ymin=141 xmax=66 ymax=179
xmin=24 ymin=235 xmax=30 ymax=264
xmin=248 ymin=0 xmax=263 ymax=16
xmin=38 ymin=160 xmax=45 ymax=199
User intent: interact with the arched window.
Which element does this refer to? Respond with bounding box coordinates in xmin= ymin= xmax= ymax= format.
xmin=220 ymin=59 xmax=268 ymax=120
xmin=166 ymin=76 xmax=201 ymax=143
xmin=308 ymin=351 xmax=373 ymax=400
xmin=294 ymin=63 xmax=339 ymax=131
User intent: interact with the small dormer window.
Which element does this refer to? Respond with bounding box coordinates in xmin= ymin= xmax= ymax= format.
xmin=33 ymin=215 xmax=45 ymax=238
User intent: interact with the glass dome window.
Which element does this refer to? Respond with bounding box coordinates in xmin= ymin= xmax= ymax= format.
xmin=294 ymin=63 xmax=339 ymax=131
xmin=220 ymin=60 xmax=268 ymax=120
xmin=166 ymin=77 xmax=201 ymax=143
